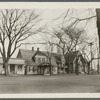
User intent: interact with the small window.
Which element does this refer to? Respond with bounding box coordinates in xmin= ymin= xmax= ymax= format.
xmin=61 ymin=68 xmax=63 ymax=71
xmin=18 ymin=65 xmax=22 ymax=71
xmin=53 ymin=67 xmax=55 ymax=72
xmin=29 ymin=66 xmax=36 ymax=72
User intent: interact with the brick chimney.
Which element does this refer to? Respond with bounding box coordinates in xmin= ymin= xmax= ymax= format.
xmin=32 ymin=47 xmax=34 ymax=51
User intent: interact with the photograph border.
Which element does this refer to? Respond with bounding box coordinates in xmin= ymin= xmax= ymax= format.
xmin=0 ymin=2 xmax=100 ymax=99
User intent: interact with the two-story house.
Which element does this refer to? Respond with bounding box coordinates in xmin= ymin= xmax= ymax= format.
xmin=17 ymin=47 xmax=62 ymax=75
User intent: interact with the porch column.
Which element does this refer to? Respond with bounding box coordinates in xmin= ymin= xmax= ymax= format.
xmin=43 ymin=66 xmax=44 ymax=75
xmin=15 ymin=65 xmax=18 ymax=74
xmin=57 ymin=65 xmax=59 ymax=74
xmin=23 ymin=65 xmax=25 ymax=75
xmin=37 ymin=66 xmax=39 ymax=75
xmin=8 ymin=65 xmax=10 ymax=74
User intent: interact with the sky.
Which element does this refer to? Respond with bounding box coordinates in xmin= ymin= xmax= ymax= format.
xmin=12 ymin=9 xmax=70 ymax=57
xmin=19 ymin=9 xmax=97 ymax=52
xmin=0 ymin=9 xmax=98 ymax=62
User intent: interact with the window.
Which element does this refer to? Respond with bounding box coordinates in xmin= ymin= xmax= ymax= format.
xmin=29 ymin=66 xmax=36 ymax=72
xmin=10 ymin=64 xmax=15 ymax=73
xmin=38 ymin=58 xmax=41 ymax=63
xmin=42 ymin=58 xmax=45 ymax=63
xmin=35 ymin=57 xmax=38 ymax=63
xmin=61 ymin=68 xmax=63 ymax=71
xmin=53 ymin=67 xmax=55 ymax=72
xmin=18 ymin=65 xmax=22 ymax=71
xmin=29 ymin=66 xmax=33 ymax=72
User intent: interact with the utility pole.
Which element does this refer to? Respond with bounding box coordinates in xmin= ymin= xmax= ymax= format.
xmin=88 ymin=42 xmax=93 ymax=74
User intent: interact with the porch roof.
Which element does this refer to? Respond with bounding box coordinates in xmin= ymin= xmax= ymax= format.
xmin=0 ymin=58 xmax=25 ymax=65
xmin=38 ymin=62 xmax=50 ymax=67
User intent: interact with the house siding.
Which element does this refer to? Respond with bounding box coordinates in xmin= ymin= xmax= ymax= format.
xmin=0 ymin=64 xmax=4 ymax=74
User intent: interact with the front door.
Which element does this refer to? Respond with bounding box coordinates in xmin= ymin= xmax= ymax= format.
xmin=10 ymin=64 xmax=15 ymax=74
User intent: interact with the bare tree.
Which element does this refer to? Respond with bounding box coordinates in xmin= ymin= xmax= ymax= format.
xmin=52 ymin=27 xmax=87 ymax=74
xmin=42 ymin=34 xmax=55 ymax=76
xmin=0 ymin=9 xmax=41 ymax=76
xmin=51 ymin=9 xmax=96 ymax=74
xmin=41 ymin=9 xmax=96 ymax=75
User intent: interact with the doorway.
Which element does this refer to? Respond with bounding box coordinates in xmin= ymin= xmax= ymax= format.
xmin=10 ymin=64 xmax=15 ymax=74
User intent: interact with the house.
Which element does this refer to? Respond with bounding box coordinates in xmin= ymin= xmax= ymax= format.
xmin=0 ymin=58 xmax=25 ymax=75
xmin=17 ymin=47 xmax=62 ymax=75
xmin=65 ymin=51 xmax=88 ymax=74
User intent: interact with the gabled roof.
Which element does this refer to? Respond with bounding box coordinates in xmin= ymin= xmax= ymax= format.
xmin=32 ymin=50 xmax=61 ymax=66
xmin=17 ymin=49 xmax=36 ymax=60
xmin=65 ymin=51 xmax=88 ymax=64
xmin=32 ymin=50 xmax=49 ymax=59
xmin=17 ymin=49 xmax=61 ymax=66
xmin=17 ymin=49 xmax=37 ymax=65
xmin=65 ymin=51 xmax=78 ymax=64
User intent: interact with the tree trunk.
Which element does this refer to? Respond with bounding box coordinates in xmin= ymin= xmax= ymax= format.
xmin=67 ymin=55 xmax=70 ymax=74
xmin=76 ymin=66 xmax=79 ymax=75
xmin=75 ymin=58 xmax=79 ymax=75
xmin=4 ymin=61 xmax=9 ymax=76
xmin=50 ymin=65 xmax=52 ymax=76
xmin=96 ymin=9 xmax=100 ymax=74
xmin=88 ymin=62 xmax=90 ymax=75
xmin=24 ymin=65 xmax=27 ymax=75
xmin=49 ymin=58 xmax=52 ymax=76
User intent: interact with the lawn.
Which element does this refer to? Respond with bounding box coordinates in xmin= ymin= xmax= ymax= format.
xmin=0 ymin=74 xmax=100 ymax=93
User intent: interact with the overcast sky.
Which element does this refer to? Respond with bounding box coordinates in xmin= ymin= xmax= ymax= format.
xmin=20 ymin=9 xmax=97 ymax=50
xmin=0 ymin=9 xmax=97 ymax=59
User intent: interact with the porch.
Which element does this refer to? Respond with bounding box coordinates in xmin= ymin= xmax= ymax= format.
xmin=37 ymin=62 xmax=58 ymax=75
xmin=0 ymin=58 xmax=25 ymax=75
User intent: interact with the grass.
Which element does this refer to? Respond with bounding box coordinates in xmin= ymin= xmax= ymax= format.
xmin=0 ymin=74 xmax=100 ymax=93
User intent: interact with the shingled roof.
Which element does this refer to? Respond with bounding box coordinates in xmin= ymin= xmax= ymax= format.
xmin=17 ymin=49 xmax=37 ymax=66
xmin=17 ymin=49 xmax=61 ymax=66
xmin=32 ymin=50 xmax=61 ymax=66
xmin=65 ymin=51 xmax=78 ymax=64
xmin=65 ymin=51 xmax=88 ymax=65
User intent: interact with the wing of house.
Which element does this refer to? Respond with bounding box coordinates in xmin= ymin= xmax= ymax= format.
xmin=0 ymin=57 xmax=25 ymax=75
xmin=65 ymin=51 xmax=88 ymax=74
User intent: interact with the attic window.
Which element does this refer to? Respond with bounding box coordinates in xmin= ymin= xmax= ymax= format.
xmin=42 ymin=58 xmax=45 ymax=63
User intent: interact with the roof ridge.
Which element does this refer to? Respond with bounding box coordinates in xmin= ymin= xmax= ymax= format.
xmin=19 ymin=49 xmax=59 ymax=54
